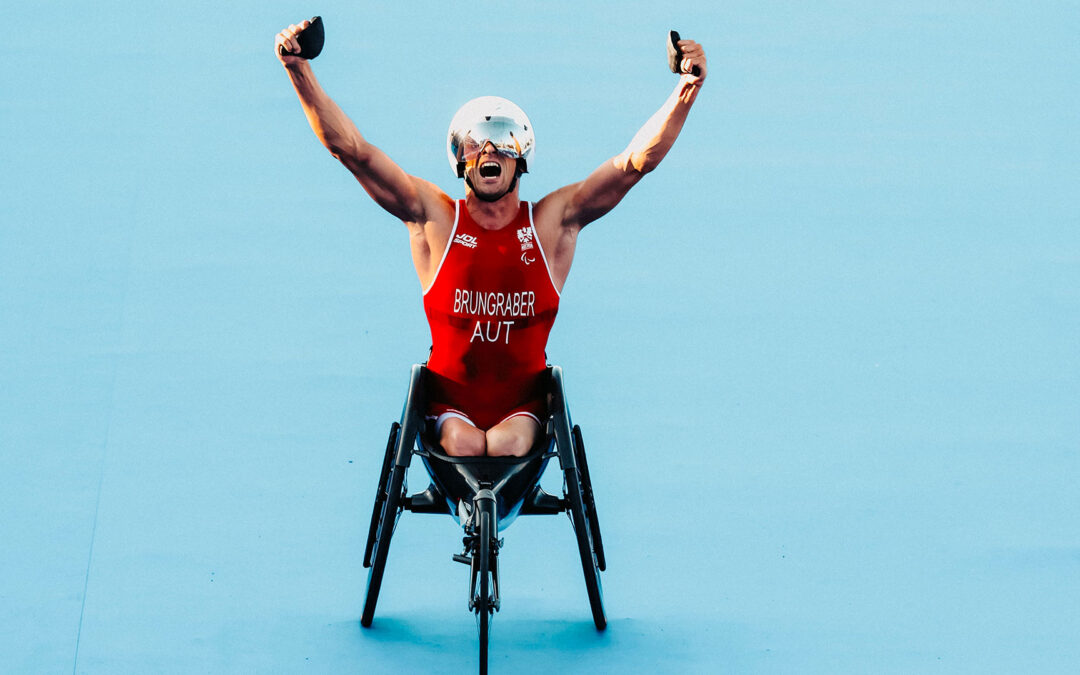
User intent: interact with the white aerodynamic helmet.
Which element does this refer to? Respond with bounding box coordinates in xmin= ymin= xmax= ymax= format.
xmin=446 ymin=96 xmax=535 ymax=179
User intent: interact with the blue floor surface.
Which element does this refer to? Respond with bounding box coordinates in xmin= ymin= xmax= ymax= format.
xmin=2 ymin=2 xmax=1078 ymax=673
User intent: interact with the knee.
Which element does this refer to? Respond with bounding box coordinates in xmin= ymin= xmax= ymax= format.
xmin=441 ymin=420 xmax=486 ymax=457
xmin=486 ymin=427 xmax=533 ymax=458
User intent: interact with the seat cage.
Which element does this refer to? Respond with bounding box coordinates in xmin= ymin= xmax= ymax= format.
xmin=392 ymin=364 xmax=576 ymax=529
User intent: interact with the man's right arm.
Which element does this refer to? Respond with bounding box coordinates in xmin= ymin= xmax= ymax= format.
xmin=276 ymin=22 xmax=432 ymax=224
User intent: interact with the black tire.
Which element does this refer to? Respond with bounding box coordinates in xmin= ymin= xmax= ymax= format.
xmin=364 ymin=422 xmax=399 ymax=568
xmin=566 ymin=466 xmax=606 ymax=630
xmin=476 ymin=509 xmax=491 ymax=675
xmin=360 ymin=460 xmax=405 ymax=628
xmin=572 ymin=425 xmax=606 ymax=572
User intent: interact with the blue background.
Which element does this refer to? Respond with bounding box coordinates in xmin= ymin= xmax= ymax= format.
xmin=2 ymin=1 xmax=1078 ymax=672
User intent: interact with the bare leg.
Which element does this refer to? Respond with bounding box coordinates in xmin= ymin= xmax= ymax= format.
xmin=486 ymin=415 xmax=542 ymax=458
xmin=440 ymin=417 xmax=486 ymax=457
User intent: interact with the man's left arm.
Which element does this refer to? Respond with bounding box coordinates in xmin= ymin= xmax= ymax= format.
xmin=549 ymin=37 xmax=707 ymax=230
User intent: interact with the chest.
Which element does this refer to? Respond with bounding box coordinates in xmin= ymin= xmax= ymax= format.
xmin=437 ymin=223 xmax=546 ymax=290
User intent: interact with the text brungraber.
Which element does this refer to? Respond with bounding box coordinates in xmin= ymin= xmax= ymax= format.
xmin=453 ymin=288 xmax=537 ymax=344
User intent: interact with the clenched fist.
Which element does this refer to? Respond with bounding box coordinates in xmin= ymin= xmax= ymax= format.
xmin=275 ymin=18 xmax=323 ymax=65
xmin=672 ymin=36 xmax=707 ymax=86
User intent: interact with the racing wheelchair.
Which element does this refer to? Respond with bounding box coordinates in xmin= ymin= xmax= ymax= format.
xmin=360 ymin=364 xmax=606 ymax=673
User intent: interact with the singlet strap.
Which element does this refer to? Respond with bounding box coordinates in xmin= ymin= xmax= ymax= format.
xmin=528 ymin=202 xmax=561 ymax=298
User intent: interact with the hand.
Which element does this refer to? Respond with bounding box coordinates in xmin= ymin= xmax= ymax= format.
xmin=675 ymin=38 xmax=707 ymax=86
xmin=275 ymin=19 xmax=312 ymax=66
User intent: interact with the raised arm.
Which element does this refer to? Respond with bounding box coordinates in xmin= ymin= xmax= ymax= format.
xmin=276 ymin=21 xmax=437 ymax=224
xmin=543 ymin=36 xmax=707 ymax=230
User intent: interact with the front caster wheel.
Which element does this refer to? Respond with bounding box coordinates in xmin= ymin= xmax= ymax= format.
xmin=469 ymin=502 xmax=499 ymax=675
xmin=476 ymin=509 xmax=491 ymax=674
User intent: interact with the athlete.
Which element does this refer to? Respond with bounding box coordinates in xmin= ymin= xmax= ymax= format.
xmin=276 ymin=21 xmax=706 ymax=458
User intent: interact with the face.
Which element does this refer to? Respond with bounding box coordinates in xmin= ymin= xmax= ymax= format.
xmin=464 ymin=141 xmax=519 ymax=199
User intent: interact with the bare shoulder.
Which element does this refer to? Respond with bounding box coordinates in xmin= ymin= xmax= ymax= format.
xmin=405 ymin=177 xmax=456 ymax=231
xmin=532 ymin=183 xmax=582 ymax=235
xmin=404 ymin=180 xmax=460 ymax=290
xmin=531 ymin=185 xmax=583 ymax=291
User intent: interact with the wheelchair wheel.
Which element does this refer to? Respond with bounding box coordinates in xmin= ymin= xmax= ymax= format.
xmin=475 ymin=508 xmax=492 ymax=675
xmin=364 ymin=422 xmax=399 ymax=568
xmin=565 ymin=465 xmax=606 ymax=630
xmin=361 ymin=447 xmax=406 ymax=628
xmin=572 ymin=424 xmax=606 ymax=572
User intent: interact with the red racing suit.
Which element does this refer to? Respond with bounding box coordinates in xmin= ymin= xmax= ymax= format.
xmin=422 ymin=200 xmax=561 ymax=430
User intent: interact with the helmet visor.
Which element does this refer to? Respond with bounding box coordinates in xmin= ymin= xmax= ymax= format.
xmin=457 ymin=116 xmax=531 ymax=162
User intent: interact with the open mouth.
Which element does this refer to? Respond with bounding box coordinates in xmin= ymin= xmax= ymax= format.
xmin=478 ymin=161 xmax=502 ymax=179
